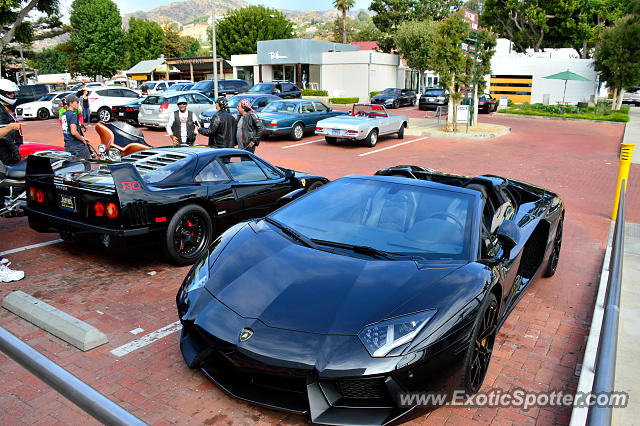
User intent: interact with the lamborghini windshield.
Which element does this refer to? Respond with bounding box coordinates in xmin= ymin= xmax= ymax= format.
xmin=270 ymin=177 xmax=475 ymax=261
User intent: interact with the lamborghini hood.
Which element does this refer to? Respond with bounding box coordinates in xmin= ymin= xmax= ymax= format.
xmin=205 ymin=221 xmax=460 ymax=335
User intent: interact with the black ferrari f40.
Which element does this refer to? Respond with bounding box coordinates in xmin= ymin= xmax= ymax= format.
xmin=176 ymin=165 xmax=564 ymax=425
xmin=25 ymin=147 xmax=328 ymax=264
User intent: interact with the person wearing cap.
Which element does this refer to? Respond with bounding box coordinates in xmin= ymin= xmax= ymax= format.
xmin=61 ymin=94 xmax=91 ymax=158
xmin=198 ymin=96 xmax=236 ymax=149
xmin=166 ymin=96 xmax=199 ymax=145
xmin=236 ymin=98 xmax=263 ymax=153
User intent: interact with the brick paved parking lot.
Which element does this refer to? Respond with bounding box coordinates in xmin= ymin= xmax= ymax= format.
xmin=0 ymin=106 xmax=638 ymax=425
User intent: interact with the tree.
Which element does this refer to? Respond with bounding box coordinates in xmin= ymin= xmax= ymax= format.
xmin=550 ymin=0 xmax=626 ymax=58
xmin=472 ymin=28 xmax=497 ymax=126
xmin=161 ymin=25 xmax=196 ymax=58
xmin=126 ymin=17 xmax=164 ymax=68
xmin=369 ymin=0 xmax=462 ymax=52
xmin=394 ymin=20 xmax=437 ymax=92
xmin=0 ymin=0 xmax=59 ymax=52
xmin=70 ymin=0 xmax=126 ymax=78
xmin=29 ymin=46 xmax=70 ymax=74
xmin=482 ymin=0 xmax=579 ymax=53
xmin=331 ymin=16 xmax=382 ymax=43
xmin=430 ymin=12 xmax=474 ymax=131
xmin=212 ymin=6 xmax=294 ymax=58
xmin=594 ymin=12 xmax=640 ymax=110
xmin=333 ymin=0 xmax=355 ymax=44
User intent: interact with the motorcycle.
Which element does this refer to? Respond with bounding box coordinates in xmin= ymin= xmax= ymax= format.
xmin=95 ymin=121 xmax=151 ymax=161
xmin=0 ymin=143 xmax=67 ymax=217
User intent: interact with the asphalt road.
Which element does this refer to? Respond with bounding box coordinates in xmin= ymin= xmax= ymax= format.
xmin=0 ymin=105 xmax=637 ymax=425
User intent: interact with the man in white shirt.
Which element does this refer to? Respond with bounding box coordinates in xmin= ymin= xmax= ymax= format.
xmin=166 ymin=97 xmax=200 ymax=145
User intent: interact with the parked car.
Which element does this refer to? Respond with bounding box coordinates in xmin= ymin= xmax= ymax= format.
xmin=248 ymin=81 xmax=301 ymax=99
xmin=68 ymin=82 xmax=106 ymax=92
xmin=25 ymin=147 xmax=329 ymax=265
xmin=622 ymin=87 xmax=640 ymax=106
xmin=315 ymin=104 xmax=408 ymax=147
xmin=258 ymin=99 xmax=348 ymax=141
xmin=371 ymin=88 xmax=416 ymax=108
xmin=137 ymin=91 xmax=214 ymax=128
xmin=199 ymin=93 xmax=280 ymax=127
xmin=85 ymin=87 xmax=141 ymax=122
xmin=15 ymin=91 xmax=71 ymax=120
xmin=15 ymin=84 xmax=49 ymax=107
xmin=139 ymin=80 xmax=192 ymax=95
xmin=164 ymin=82 xmax=194 ymax=93
xmin=191 ymin=79 xmax=250 ymax=98
xmin=176 ymin=166 xmax=564 ymax=425
xmin=461 ymin=94 xmax=498 ymax=113
xmin=419 ymin=88 xmax=448 ymax=111
xmin=112 ymin=98 xmax=145 ymax=125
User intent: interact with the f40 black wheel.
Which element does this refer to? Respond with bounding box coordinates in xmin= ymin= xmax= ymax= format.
xmin=543 ymin=216 xmax=563 ymax=277
xmin=163 ymin=204 xmax=213 ymax=265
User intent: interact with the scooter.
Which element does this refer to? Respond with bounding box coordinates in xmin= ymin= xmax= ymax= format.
xmin=95 ymin=121 xmax=151 ymax=161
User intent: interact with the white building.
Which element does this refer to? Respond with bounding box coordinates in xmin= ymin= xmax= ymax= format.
xmin=486 ymin=39 xmax=601 ymax=104
xmin=230 ymin=39 xmax=412 ymax=102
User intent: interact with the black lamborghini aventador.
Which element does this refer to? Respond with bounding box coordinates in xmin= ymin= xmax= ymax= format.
xmin=25 ymin=147 xmax=328 ymax=265
xmin=176 ymin=166 xmax=564 ymax=424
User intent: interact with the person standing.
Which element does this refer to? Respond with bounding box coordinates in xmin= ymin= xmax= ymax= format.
xmin=166 ymin=97 xmax=200 ymax=145
xmin=236 ymin=99 xmax=263 ymax=153
xmin=0 ymin=79 xmax=26 ymax=282
xmin=140 ymin=83 xmax=149 ymax=96
xmin=198 ymin=96 xmax=236 ymax=148
xmin=0 ymin=79 xmax=23 ymax=165
xmin=61 ymin=95 xmax=91 ymax=158
xmin=80 ymin=89 xmax=90 ymax=124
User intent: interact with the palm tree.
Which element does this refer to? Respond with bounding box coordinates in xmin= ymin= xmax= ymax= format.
xmin=333 ymin=0 xmax=355 ymax=44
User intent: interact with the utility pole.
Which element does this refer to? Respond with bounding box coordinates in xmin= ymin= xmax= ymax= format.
xmin=19 ymin=43 xmax=27 ymax=85
xmin=211 ymin=0 xmax=218 ymax=99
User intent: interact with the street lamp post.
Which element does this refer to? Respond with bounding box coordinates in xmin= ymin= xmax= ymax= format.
xmin=211 ymin=0 xmax=218 ymax=100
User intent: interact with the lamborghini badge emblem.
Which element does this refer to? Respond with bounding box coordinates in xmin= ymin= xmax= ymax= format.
xmin=239 ymin=328 xmax=253 ymax=342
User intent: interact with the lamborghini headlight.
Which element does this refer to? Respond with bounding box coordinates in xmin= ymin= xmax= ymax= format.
xmin=358 ymin=310 xmax=436 ymax=357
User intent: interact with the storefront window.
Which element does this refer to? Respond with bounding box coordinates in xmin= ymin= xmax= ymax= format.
xmin=237 ymin=66 xmax=254 ymax=85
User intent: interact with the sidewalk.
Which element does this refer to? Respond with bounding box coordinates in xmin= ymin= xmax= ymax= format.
xmin=613 ymin=223 xmax=640 ymax=425
xmin=624 ymin=106 xmax=640 ymax=164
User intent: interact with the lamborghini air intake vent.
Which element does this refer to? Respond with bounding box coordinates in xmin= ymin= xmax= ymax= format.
xmin=335 ymin=378 xmax=388 ymax=399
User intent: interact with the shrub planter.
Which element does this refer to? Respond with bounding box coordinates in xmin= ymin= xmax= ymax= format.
xmin=302 ymin=95 xmax=330 ymax=104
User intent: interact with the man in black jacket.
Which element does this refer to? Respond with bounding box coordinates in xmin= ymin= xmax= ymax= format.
xmin=0 ymin=79 xmax=22 ymax=165
xmin=236 ymin=99 xmax=263 ymax=153
xmin=198 ymin=96 xmax=236 ymax=148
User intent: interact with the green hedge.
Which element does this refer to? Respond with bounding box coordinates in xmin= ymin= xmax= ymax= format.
xmin=370 ymin=91 xmax=382 ymax=99
xmin=502 ymin=102 xmax=630 ymax=122
xmin=301 ymin=89 xmax=328 ymax=96
xmin=330 ymin=97 xmax=359 ymax=104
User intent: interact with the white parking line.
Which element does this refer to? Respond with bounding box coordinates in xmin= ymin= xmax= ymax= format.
xmin=110 ymin=321 xmax=182 ymax=357
xmin=281 ymin=138 xmax=325 ymax=149
xmin=357 ymin=137 xmax=429 ymax=157
xmin=0 ymin=239 xmax=64 ymax=256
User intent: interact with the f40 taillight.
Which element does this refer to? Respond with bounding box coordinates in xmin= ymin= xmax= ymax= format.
xmin=105 ymin=202 xmax=118 ymax=219
xmin=94 ymin=201 xmax=105 ymax=217
xmin=29 ymin=187 xmax=45 ymax=203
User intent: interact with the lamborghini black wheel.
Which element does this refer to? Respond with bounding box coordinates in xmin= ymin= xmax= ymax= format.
xmin=543 ymin=216 xmax=563 ymax=277
xmin=462 ymin=293 xmax=498 ymax=394
xmin=164 ymin=204 xmax=213 ymax=265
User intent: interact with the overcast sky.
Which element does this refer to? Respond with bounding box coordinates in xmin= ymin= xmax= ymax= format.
xmin=59 ymin=0 xmax=373 ymax=17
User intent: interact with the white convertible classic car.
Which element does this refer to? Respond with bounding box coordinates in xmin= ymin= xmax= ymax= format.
xmin=315 ymin=104 xmax=408 ymax=147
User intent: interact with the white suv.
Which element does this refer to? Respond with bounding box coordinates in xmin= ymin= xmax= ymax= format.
xmin=87 ymin=87 xmax=141 ymax=122
xmin=141 ymin=80 xmax=192 ymax=95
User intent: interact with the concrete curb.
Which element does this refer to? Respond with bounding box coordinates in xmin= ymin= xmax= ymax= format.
xmin=406 ymin=126 xmax=511 ymax=139
xmin=494 ymin=112 xmax=627 ymax=125
xmin=2 ymin=291 xmax=108 ymax=351
xmin=569 ymin=222 xmax=614 ymax=426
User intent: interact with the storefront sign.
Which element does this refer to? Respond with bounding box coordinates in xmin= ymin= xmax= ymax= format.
xmin=499 ymin=96 xmax=509 ymax=108
xmin=462 ymin=8 xmax=479 ymax=32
